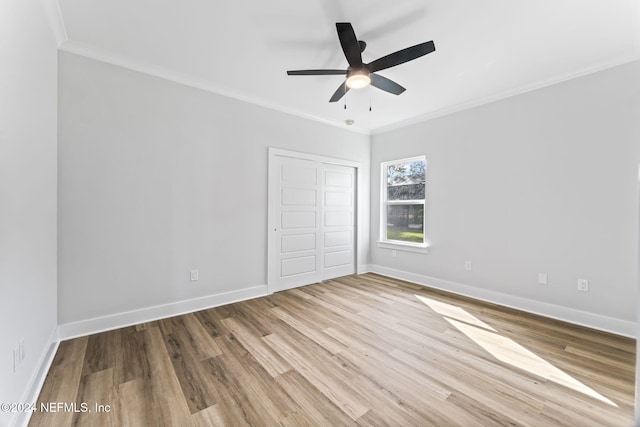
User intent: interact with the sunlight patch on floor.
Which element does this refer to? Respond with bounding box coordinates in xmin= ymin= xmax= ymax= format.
xmin=415 ymin=295 xmax=497 ymax=331
xmin=415 ymin=295 xmax=617 ymax=407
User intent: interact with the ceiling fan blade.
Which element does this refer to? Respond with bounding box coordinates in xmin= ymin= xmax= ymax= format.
xmin=367 ymin=41 xmax=435 ymax=73
xmin=370 ymin=73 xmax=406 ymax=95
xmin=287 ymin=69 xmax=347 ymax=76
xmin=336 ymin=22 xmax=363 ymax=67
xmin=329 ymin=82 xmax=349 ymax=102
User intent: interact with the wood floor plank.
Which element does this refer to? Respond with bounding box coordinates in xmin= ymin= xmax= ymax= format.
xmin=81 ymin=329 xmax=121 ymax=376
xmin=331 ymin=337 xmax=451 ymax=401
xmin=263 ymin=331 xmax=371 ymax=420
xmin=389 ymin=348 xmax=546 ymax=426
xmin=115 ymin=379 xmax=154 ymax=427
xmin=191 ymin=404 xmax=226 ymax=427
xmin=267 ymin=317 xmax=437 ymax=427
xmin=331 ymin=349 xmax=457 ymax=426
xmin=201 ymin=340 xmax=284 ymax=426
xmin=29 ymin=337 xmax=88 ymax=427
xmin=220 ymin=317 xmax=291 ymax=377
xmin=192 ymin=357 xmax=254 ymax=427
xmin=206 ymin=331 xmax=299 ymax=423
xmin=442 ymin=391 xmax=525 ymax=427
xmin=139 ymin=326 xmax=195 ymax=426
xmin=287 ymin=288 xmax=314 ymax=300
xmin=113 ymin=329 xmax=149 ymax=386
xmin=31 ymin=273 xmax=636 ymax=426
xmin=179 ymin=313 xmax=223 ymax=360
xmin=71 ymin=368 xmax=115 ymax=427
xmin=275 ymin=370 xmax=358 ymax=427
xmin=270 ymin=306 xmax=347 ymax=355
xmin=162 ymin=332 xmax=218 ymax=414
xmin=193 ymin=307 xmax=230 ymax=338
xmin=540 ymin=386 xmax=631 ymax=427
xmin=229 ymin=296 xmax=280 ymax=337
xmin=269 ymin=290 xmax=341 ymax=331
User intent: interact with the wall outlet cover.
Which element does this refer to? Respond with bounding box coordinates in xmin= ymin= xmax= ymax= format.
xmin=538 ymin=273 xmax=548 ymax=285
xmin=577 ymin=279 xmax=589 ymax=292
xmin=13 ymin=346 xmax=19 ymax=372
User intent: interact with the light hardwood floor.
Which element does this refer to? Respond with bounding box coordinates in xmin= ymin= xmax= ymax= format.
xmin=30 ymin=274 xmax=635 ymax=426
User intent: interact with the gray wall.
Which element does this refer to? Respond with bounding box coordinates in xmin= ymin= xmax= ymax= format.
xmin=371 ymin=60 xmax=640 ymax=333
xmin=57 ymin=52 xmax=370 ymax=325
xmin=0 ymin=1 xmax=58 ymax=425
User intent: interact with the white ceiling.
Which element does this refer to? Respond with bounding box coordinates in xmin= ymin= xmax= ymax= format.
xmin=53 ymin=0 xmax=640 ymax=134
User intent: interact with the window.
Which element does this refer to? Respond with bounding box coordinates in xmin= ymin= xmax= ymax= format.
xmin=379 ymin=156 xmax=427 ymax=249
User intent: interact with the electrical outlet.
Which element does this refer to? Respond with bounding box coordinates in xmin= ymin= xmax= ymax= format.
xmin=464 ymin=261 xmax=472 ymax=271
xmin=391 ymin=250 xmax=397 ymax=258
xmin=190 ymin=269 xmax=199 ymax=281
xmin=577 ymin=279 xmax=589 ymax=292
xmin=538 ymin=273 xmax=548 ymax=285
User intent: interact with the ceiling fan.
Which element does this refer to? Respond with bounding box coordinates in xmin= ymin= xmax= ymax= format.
xmin=287 ymin=22 xmax=436 ymax=103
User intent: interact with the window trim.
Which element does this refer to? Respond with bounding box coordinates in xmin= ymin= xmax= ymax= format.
xmin=378 ymin=156 xmax=429 ymax=253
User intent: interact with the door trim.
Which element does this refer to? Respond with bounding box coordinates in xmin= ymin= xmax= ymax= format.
xmin=268 ymin=147 xmax=362 ymax=294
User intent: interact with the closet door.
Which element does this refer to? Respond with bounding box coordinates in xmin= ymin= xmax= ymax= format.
xmin=271 ymin=154 xmax=355 ymax=292
xmin=321 ymin=164 xmax=355 ymax=280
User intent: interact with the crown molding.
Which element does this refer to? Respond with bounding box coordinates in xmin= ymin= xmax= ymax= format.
xmin=56 ymin=32 xmax=639 ymax=138
xmin=58 ymin=41 xmax=371 ymax=136
xmin=372 ymin=0 xmax=640 ymax=135
xmin=371 ymin=52 xmax=640 ymax=135
xmin=40 ymin=0 xmax=67 ymax=47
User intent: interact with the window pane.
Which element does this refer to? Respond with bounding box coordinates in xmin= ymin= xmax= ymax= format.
xmin=387 ymin=160 xmax=425 ymax=200
xmin=386 ymin=204 xmax=424 ymax=243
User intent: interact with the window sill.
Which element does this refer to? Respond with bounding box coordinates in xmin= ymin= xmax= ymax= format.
xmin=376 ymin=241 xmax=430 ymax=254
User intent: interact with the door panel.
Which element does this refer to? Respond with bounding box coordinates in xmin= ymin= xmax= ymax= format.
xmin=272 ymin=155 xmax=355 ymax=291
xmin=281 ymin=211 xmax=316 ymax=229
xmin=281 ymin=234 xmax=316 ymax=253
xmin=324 ymin=170 xmax=352 ymax=187
xmin=325 ymin=211 xmax=352 ymax=227
xmin=324 ymin=250 xmax=352 ymax=268
xmin=325 ymin=191 xmax=352 ymax=207
xmin=321 ymin=164 xmax=355 ymax=280
xmin=282 ymin=164 xmax=317 ymax=185
xmin=281 ymin=256 xmax=317 ymax=277
xmin=273 ymin=156 xmax=321 ymax=290
xmin=324 ymin=230 xmax=351 ymax=247
xmin=282 ymin=188 xmax=317 ymax=206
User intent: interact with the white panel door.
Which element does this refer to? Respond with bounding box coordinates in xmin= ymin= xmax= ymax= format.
xmin=273 ymin=156 xmax=321 ymax=291
xmin=271 ymin=154 xmax=356 ymax=292
xmin=322 ymin=164 xmax=355 ymax=280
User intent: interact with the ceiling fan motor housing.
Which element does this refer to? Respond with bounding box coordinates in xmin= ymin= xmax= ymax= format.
xmin=286 ymin=23 xmax=435 ymax=102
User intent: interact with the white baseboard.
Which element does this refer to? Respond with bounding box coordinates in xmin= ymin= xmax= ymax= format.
xmin=13 ymin=327 xmax=60 ymax=427
xmin=358 ymin=264 xmax=373 ymax=274
xmin=57 ymin=285 xmax=269 ymax=340
xmin=369 ymin=265 xmax=636 ymax=338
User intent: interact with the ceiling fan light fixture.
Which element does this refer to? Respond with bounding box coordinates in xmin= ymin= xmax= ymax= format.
xmin=286 ymin=22 xmax=435 ymax=103
xmin=346 ymin=70 xmax=371 ymax=89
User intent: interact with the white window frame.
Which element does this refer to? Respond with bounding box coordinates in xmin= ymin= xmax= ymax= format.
xmin=377 ymin=156 xmax=429 ymax=254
